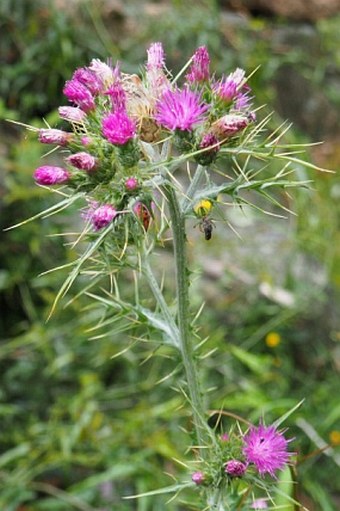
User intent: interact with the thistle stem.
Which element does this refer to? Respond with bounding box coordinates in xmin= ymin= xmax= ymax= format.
xmin=163 ymin=183 xmax=207 ymax=452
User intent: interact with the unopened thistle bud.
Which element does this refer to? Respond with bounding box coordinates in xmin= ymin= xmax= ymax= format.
xmin=91 ymin=204 xmax=117 ymax=230
xmin=125 ymin=177 xmax=139 ymax=191
xmin=58 ymin=106 xmax=87 ymax=123
xmin=38 ymin=128 xmax=73 ymax=146
xmin=147 ymin=42 xmax=165 ymax=70
xmin=191 ymin=471 xmax=205 ymax=485
xmin=34 ymin=165 xmax=70 ymax=185
xmin=146 ymin=42 xmax=169 ymax=99
xmin=186 ymin=46 xmax=210 ymax=83
xmin=73 ymin=67 xmax=104 ymax=95
xmin=66 ymin=152 xmax=97 ymax=171
xmin=225 ymin=460 xmax=247 ymax=477
xmin=63 ymin=79 xmax=96 ymax=112
xmin=195 ymin=133 xmax=220 ymax=165
xmin=212 ymin=113 xmax=249 ymax=140
xmin=251 ymin=499 xmax=268 ymax=509
xmin=81 ymin=136 xmax=92 ymax=146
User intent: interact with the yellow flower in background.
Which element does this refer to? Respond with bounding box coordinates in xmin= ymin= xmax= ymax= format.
xmin=329 ymin=430 xmax=340 ymax=446
xmin=193 ymin=199 xmax=212 ymax=217
xmin=265 ymin=331 xmax=281 ymax=348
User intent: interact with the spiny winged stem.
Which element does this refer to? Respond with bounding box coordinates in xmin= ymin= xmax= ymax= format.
xmin=162 ymin=180 xmax=208 ymax=455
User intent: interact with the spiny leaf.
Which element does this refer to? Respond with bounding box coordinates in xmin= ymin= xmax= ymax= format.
xmin=123 ymin=482 xmax=193 ymax=499
xmin=4 ymin=193 xmax=83 ymax=231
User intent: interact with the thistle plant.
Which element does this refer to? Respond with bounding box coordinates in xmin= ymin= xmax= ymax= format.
xmin=10 ymin=42 xmax=325 ymax=510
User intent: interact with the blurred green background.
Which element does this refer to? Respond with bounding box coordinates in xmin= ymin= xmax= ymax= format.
xmin=0 ymin=1 xmax=339 ymax=510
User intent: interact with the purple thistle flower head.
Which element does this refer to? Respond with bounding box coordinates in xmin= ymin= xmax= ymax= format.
xmin=243 ymin=424 xmax=292 ymax=478
xmin=235 ymin=91 xmax=251 ymax=110
xmin=225 ymin=460 xmax=247 ymax=477
xmin=214 ymin=77 xmax=238 ymax=102
xmin=155 ymin=87 xmax=208 ymax=132
xmin=89 ymin=59 xmax=113 ymax=84
xmin=66 ymin=152 xmax=97 ymax=171
xmin=34 ymin=166 xmax=70 ymax=185
xmin=214 ymin=68 xmax=247 ymax=103
xmin=73 ymin=67 xmax=104 ymax=95
xmin=191 ymin=471 xmax=205 ymax=485
xmin=186 ymin=46 xmax=210 ymax=83
xmin=102 ymin=110 xmax=136 ymax=145
xmin=147 ymin=42 xmax=165 ymax=70
xmin=63 ymin=79 xmax=96 ymax=112
xmin=58 ymin=106 xmax=86 ymax=123
xmin=227 ymin=68 xmax=246 ymax=88
xmin=38 ymin=129 xmax=73 ymax=146
xmin=105 ymin=82 xmax=126 ymax=111
xmin=251 ymin=498 xmax=268 ymax=509
xmin=91 ymin=204 xmax=117 ymax=230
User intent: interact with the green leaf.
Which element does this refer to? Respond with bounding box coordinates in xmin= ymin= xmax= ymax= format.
xmin=0 ymin=443 xmax=30 ymax=468
xmin=273 ymin=466 xmax=297 ymax=510
xmin=123 ymin=482 xmax=193 ymax=499
xmin=229 ymin=345 xmax=271 ymax=375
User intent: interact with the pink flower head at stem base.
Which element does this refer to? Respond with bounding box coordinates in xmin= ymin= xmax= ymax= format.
xmin=102 ymin=110 xmax=136 ymax=145
xmin=186 ymin=46 xmax=210 ymax=83
xmin=155 ymin=87 xmax=208 ymax=132
xmin=34 ymin=166 xmax=70 ymax=185
xmin=243 ymin=424 xmax=292 ymax=478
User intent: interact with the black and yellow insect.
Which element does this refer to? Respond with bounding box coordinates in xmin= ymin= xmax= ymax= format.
xmin=193 ymin=199 xmax=214 ymax=241
xmin=199 ymin=216 xmax=214 ymax=240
